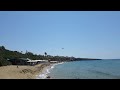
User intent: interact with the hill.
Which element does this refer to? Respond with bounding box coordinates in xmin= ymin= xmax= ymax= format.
xmin=0 ymin=46 xmax=101 ymax=66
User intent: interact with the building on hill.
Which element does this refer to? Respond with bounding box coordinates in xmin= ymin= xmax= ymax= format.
xmin=8 ymin=58 xmax=48 ymax=66
xmin=27 ymin=60 xmax=48 ymax=66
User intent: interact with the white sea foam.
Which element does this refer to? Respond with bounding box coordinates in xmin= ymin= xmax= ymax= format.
xmin=36 ymin=74 xmax=47 ymax=79
xmin=36 ymin=62 xmax=64 ymax=79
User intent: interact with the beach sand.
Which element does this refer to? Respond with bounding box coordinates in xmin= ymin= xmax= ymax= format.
xmin=0 ymin=63 xmax=50 ymax=79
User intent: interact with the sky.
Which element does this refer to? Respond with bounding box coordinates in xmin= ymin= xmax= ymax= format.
xmin=0 ymin=11 xmax=120 ymax=59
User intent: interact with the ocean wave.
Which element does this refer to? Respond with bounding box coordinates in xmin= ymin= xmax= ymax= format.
xmin=36 ymin=74 xmax=47 ymax=79
xmin=36 ymin=62 xmax=64 ymax=79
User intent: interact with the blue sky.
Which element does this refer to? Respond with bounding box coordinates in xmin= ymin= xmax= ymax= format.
xmin=0 ymin=11 xmax=120 ymax=59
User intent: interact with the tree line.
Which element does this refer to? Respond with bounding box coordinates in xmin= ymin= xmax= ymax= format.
xmin=0 ymin=46 xmax=75 ymax=66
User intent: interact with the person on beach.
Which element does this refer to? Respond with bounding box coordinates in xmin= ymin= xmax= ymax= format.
xmin=17 ymin=65 xmax=19 ymax=68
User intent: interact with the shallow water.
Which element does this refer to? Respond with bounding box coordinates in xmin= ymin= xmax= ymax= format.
xmin=36 ymin=62 xmax=64 ymax=79
xmin=46 ymin=59 xmax=120 ymax=79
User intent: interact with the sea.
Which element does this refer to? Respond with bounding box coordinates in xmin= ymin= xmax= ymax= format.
xmin=36 ymin=59 xmax=120 ymax=79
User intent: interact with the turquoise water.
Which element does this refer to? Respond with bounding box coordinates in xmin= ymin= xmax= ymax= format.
xmin=47 ymin=59 xmax=120 ymax=79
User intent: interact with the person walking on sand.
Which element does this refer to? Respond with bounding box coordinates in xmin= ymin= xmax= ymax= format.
xmin=17 ymin=65 xmax=19 ymax=68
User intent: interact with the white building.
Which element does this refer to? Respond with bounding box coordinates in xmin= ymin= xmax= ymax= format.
xmin=27 ymin=59 xmax=48 ymax=65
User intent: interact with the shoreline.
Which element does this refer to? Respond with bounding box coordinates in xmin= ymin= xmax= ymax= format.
xmin=0 ymin=63 xmax=51 ymax=79
xmin=36 ymin=63 xmax=53 ymax=79
xmin=36 ymin=62 xmax=64 ymax=79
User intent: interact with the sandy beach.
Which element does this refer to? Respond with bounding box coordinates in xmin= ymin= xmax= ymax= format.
xmin=0 ymin=63 xmax=50 ymax=79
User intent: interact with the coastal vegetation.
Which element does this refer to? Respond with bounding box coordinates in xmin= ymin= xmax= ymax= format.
xmin=0 ymin=46 xmax=75 ymax=66
xmin=0 ymin=46 xmax=101 ymax=66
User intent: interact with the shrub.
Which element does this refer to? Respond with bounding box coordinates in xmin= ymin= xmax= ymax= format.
xmin=0 ymin=57 xmax=11 ymax=66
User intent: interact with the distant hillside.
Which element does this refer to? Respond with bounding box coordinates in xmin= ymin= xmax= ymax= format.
xmin=0 ymin=46 xmax=101 ymax=66
xmin=0 ymin=46 xmax=75 ymax=66
xmin=74 ymin=58 xmax=102 ymax=61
